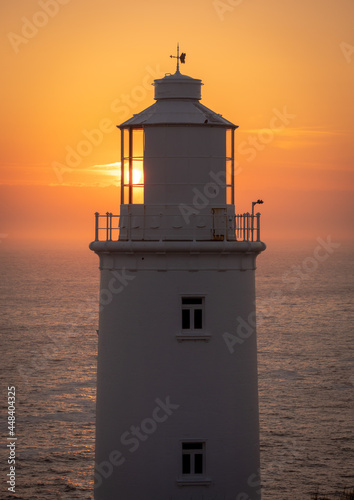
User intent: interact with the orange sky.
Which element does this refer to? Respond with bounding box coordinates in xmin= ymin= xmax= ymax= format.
xmin=1 ymin=0 xmax=353 ymax=248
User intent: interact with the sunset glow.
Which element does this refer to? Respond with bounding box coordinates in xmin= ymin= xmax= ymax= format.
xmin=1 ymin=0 xmax=353 ymax=246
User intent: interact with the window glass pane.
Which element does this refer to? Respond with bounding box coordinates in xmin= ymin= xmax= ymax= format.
xmin=194 ymin=453 xmax=203 ymax=474
xmin=123 ymin=186 xmax=130 ymax=204
xmin=226 ymin=128 xmax=232 ymax=159
xmin=226 ymin=185 xmax=233 ymax=205
xmin=182 ymin=442 xmax=203 ymax=450
xmin=182 ymin=454 xmax=191 ymax=474
xmin=182 ymin=298 xmax=203 ymax=305
xmin=132 ymin=159 xmax=144 ymax=185
xmin=123 ymin=160 xmax=130 ymax=185
xmin=182 ymin=309 xmax=190 ymax=329
xmin=226 ymin=158 xmax=232 ymax=186
xmin=132 ymin=186 xmax=144 ymax=204
xmin=194 ymin=309 xmax=203 ymax=329
xmin=123 ymin=129 xmax=130 ymax=155
xmin=132 ymin=128 xmax=144 ymax=158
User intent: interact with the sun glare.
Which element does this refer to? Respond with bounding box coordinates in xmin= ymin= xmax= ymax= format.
xmin=93 ymin=161 xmax=144 ymax=186
xmin=132 ymin=167 xmax=143 ymax=185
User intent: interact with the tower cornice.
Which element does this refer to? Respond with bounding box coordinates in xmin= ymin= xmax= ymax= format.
xmin=89 ymin=240 xmax=266 ymax=272
xmin=89 ymin=240 xmax=266 ymax=254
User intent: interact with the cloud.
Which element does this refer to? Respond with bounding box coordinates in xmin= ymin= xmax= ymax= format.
xmin=274 ymin=127 xmax=349 ymax=149
xmin=50 ymin=162 xmax=121 ymax=187
xmin=0 ymin=161 xmax=122 ymax=188
xmin=241 ymin=127 xmax=351 ymax=150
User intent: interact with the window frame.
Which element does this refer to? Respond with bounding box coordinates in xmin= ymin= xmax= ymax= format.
xmin=177 ymin=440 xmax=211 ymax=486
xmin=182 ymin=442 xmax=205 ymax=475
xmin=181 ymin=297 xmax=204 ymax=332
xmin=176 ymin=295 xmax=211 ymax=342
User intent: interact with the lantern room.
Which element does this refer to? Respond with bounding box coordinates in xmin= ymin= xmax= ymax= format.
xmin=93 ymin=56 xmax=263 ymax=243
xmin=118 ymin=70 xmax=237 ymax=208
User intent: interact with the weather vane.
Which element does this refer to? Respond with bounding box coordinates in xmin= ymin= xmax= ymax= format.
xmin=170 ymin=43 xmax=186 ymax=73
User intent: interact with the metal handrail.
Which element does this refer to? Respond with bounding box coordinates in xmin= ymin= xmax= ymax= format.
xmin=93 ymin=212 xmax=261 ymax=243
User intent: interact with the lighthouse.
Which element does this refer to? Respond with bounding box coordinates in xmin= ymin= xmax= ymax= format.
xmin=90 ymin=49 xmax=265 ymax=500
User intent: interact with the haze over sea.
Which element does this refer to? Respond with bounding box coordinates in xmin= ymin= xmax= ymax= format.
xmin=0 ymin=240 xmax=353 ymax=499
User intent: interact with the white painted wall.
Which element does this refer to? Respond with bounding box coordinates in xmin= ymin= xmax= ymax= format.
xmin=93 ymin=247 xmax=262 ymax=500
xmin=144 ymin=126 xmax=227 ymax=206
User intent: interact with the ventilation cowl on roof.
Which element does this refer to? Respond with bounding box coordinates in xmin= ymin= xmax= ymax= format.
xmin=154 ymin=71 xmax=202 ymax=100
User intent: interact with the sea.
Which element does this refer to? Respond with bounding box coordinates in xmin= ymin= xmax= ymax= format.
xmin=0 ymin=239 xmax=353 ymax=500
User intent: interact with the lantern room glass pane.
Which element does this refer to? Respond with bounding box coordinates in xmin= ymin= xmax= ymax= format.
xmin=124 ymin=186 xmax=130 ymax=202
xmin=121 ymin=127 xmax=145 ymax=205
xmin=226 ymin=158 xmax=232 ymax=186
xmin=226 ymin=128 xmax=232 ymax=159
xmin=132 ymin=186 xmax=144 ymax=204
xmin=226 ymin=186 xmax=233 ymax=205
xmin=225 ymin=128 xmax=234 ymax=205
xmin=132 ymin=129 xmax=144 ymax=158
xmin=123 ymin=129 xmax=130 ymax=155
xmin=123 ymin=160 xmax=130 ymax=184
xmin=132 ymin=159 xmax=144 ymax=185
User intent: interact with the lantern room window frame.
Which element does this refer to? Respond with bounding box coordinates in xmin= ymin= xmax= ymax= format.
xmin=119 ymin=125 xmax=235 ymax=205
xmin=120 ymin=125 xmax=145 ymax=205
xmin=226 ymin=127 xmax=235 ymax=205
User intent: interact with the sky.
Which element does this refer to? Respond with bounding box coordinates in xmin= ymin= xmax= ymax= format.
xmin=0 ymin=0 xmax=353 ymax=248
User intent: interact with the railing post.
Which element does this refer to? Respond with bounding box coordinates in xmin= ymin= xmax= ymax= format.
xmin=242 ymin=213 xmax=247 ymax=241
xmin=109 ymin=213 xmax=113 ymax=241
xmin=246 ymin=212 xmax=250 ymax=242
xmin=256 ymin=212 xmax=261 ymax=242
xmin=106 ymin=212 xmax=110 ymax=241
xmin=95 ymin=212 xmax=99 ymax=241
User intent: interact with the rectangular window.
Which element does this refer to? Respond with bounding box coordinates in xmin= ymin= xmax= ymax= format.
xmin=181 ymin=297 xmax=204 ymax=331
xmin=182 ymin=442 xmax=205 ymax=476
xmin=121 ymin=127 xmax=144 ymax=205
xmin=226 ymin=127 xmax=234 ymax=205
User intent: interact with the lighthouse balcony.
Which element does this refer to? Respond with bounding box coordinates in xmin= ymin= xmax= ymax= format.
xmin=93 ymin=206 xmax=261 ymax=243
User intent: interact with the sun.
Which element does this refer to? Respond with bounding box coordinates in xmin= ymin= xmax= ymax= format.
xmin=132 ymin=167 xmax=143 ymax=185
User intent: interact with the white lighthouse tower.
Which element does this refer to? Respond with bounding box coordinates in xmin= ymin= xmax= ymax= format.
xmin=90 ymin=49 xmax=265 ymax=500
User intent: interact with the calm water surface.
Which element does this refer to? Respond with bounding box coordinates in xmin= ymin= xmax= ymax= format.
xmin=0 ymin=241 xmax=353 ymax=499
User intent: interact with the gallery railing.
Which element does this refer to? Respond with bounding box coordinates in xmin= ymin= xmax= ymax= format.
xmin=94 ymin=212 xmax=261 ymax=243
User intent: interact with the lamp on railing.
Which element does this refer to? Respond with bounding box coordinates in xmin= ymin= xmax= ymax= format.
xmin=251 ymin=199 xmax=263 ymax=241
